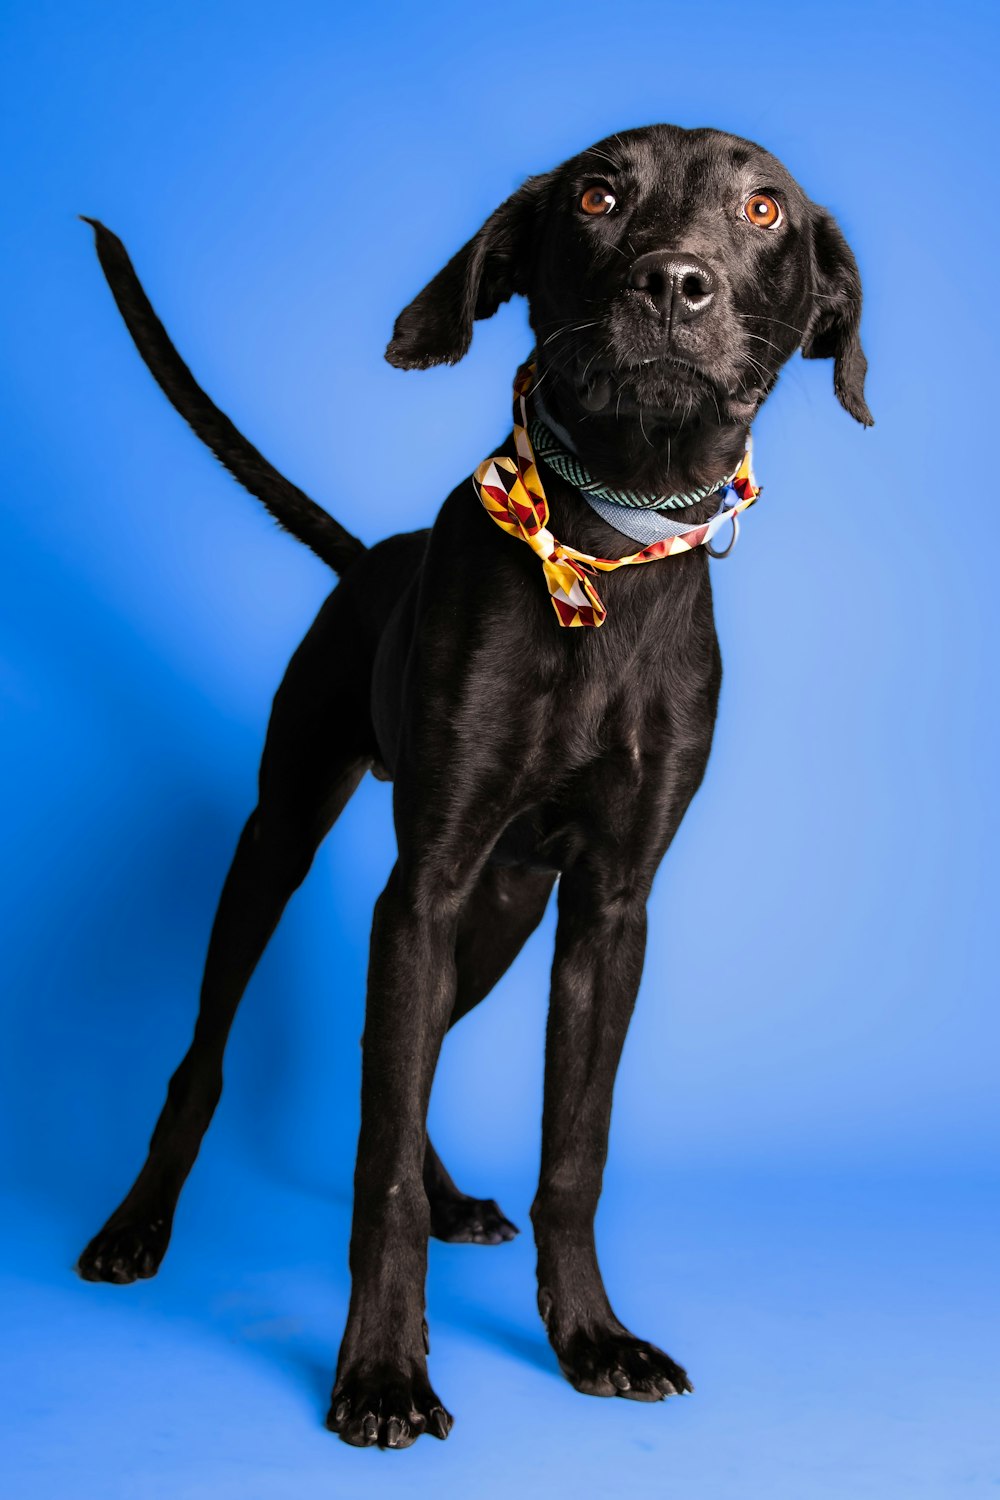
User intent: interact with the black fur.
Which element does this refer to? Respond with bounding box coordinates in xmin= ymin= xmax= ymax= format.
xmin=76 ymin=124 xmax=870 ymax=1448
xmin=79 ymin=218 xmax=366 ymax=573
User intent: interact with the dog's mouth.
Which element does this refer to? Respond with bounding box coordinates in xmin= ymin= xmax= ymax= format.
xmin=573 ymin=355 xmax=763 ymax=425
xmin=576 ymin=355 xmax=712 ymax=413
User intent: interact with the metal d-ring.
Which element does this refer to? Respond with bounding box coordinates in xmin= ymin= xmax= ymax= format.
xmin=706 ymin=511 xmax=740 ymax=559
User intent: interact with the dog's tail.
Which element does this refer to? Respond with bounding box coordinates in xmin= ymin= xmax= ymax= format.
xmin=81 ymin=218 xmax=367 ymax=576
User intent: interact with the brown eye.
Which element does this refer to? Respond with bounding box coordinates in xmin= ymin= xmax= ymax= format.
xmin=580 ymin=185 xmax=616 ymax=216
xmin=743 ymin=193 xmax=782 ymax=228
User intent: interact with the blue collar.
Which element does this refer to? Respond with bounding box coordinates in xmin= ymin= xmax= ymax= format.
xmin=531 ymin=387 xmax=741 ymax=547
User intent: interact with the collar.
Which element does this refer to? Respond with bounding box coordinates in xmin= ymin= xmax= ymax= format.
xmin=472 ymin=358 xmax=760 ymax=628
xmin=531 ymin=383 xmax=743 ymax=547
xmin=531 ymin=384 xmax=739 ymax=511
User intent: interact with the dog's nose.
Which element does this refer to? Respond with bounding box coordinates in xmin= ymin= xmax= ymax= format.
xmin=628 ymin=251 xmax=716 ymax=321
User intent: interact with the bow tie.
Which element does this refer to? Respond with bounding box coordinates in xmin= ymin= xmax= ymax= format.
xmin=472 ymin=359 xmax=760 ymax=628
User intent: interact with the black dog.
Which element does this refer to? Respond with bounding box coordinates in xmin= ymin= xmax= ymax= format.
xmin=76 ymin=123 xmax=871 ymax=1448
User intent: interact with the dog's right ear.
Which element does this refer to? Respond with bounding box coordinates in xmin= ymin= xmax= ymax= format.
xmin=385 ymin=173 xmax=553 ymax=370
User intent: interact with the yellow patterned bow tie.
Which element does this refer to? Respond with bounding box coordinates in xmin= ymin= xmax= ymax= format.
xmin=472 ymin=360 xmax=760 ymax=627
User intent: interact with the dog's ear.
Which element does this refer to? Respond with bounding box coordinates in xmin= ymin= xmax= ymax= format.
xmin=801 ymin=208 xmax=873 ymax=427
xmin=385 ymin=173 xmax=553 ymax=370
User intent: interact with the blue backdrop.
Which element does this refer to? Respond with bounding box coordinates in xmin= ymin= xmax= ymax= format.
xmin=2 ymin=2 xmax=997 ymax=1495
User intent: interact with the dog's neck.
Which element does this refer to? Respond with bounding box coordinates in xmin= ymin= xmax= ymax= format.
xmin=489 ymin=434 xmax=733 ymax=570
xmin=537 ymin=368 xmax=751 ymax=501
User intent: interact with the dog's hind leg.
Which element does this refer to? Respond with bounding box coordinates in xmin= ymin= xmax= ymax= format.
xmin=77 ymin=589 xmax=375 ymax=1284
xmin=424 ymin=863 xmax=555 ymax=1244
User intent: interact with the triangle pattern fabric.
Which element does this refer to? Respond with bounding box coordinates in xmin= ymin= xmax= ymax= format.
xmin=471 ymin=359 xmax=760 ymax=628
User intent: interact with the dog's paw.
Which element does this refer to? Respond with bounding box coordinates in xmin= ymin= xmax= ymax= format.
xmin=326 ymin=1363 xmax=453 ymax=1448
xmin=554 ymin=1326 xmax=693 ymax=1402
xmin=429 ymin=1192 xmax=519 ymax=1245
xmin=76 ymin=1214 xmax=172 ymax=1284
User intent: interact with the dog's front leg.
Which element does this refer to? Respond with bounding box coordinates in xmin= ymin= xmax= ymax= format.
xmin=326 ymin=854 xmax=475 ymax=1448
xmin=531 ymin=857 xmax=694 ymax=1403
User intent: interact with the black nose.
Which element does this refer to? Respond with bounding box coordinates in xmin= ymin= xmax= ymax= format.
xmin=628 ymin=251 xmax=716 ymax=321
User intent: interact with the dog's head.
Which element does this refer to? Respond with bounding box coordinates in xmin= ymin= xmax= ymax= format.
xmin=386 ymin=124 xmax=871 ymax=491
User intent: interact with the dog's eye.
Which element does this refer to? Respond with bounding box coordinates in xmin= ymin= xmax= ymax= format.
xmin=743 ymin=193 xmax=782 ymax=229
xmin=580 ymin=186 xmax=616 ymax=216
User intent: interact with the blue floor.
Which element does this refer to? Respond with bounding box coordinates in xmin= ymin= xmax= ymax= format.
xmin=4 ymin=1160 xmax=998 ymax=1497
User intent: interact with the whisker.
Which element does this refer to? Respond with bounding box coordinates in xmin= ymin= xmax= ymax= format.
xmin=586 ymin=146 xmax=623 ymax=173
xmin=743 ymin=332 xmax=786 ymax=356
xmin=542 ymin=319 xmax=601 ymax=348
xmin=743 ymin=357 xmax=770 ymax=387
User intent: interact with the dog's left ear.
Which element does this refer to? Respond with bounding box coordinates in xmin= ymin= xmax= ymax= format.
xmin=801 ymin=209 xmax=873 ymax=427
xmin=385 ymin=173 xmax=553 ymax=370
